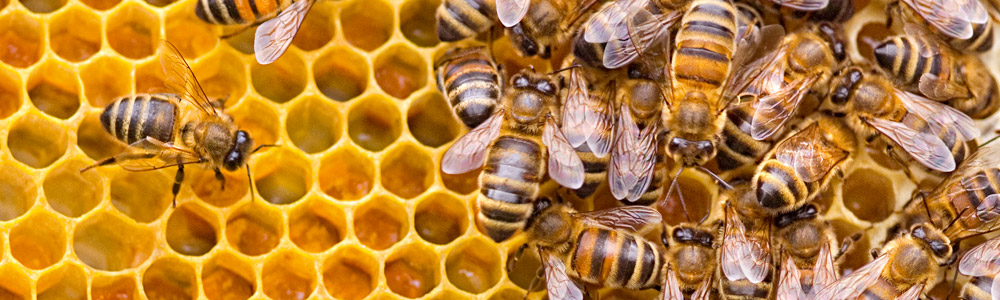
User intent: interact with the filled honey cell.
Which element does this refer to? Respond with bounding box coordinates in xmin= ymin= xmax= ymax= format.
xmin=91 ymin=275 xmax=138 ymax=300
xmin=313 ymin=47 xmax=368 ymax=102
xmin=77 ymin=112 xmax=127 ymax=161
xmin=7 ymin=113 xmax=69 ymax=169
xmin=340 ymin=0 xmax=394 ymax=51
xmin=72 ymin=211 xmax=155 ymax=271
xmin=166 ymin=203 xmax=220 ymax=256
xmin=0 ymin=66 xmax=21 ymax=119
xmin=109 ymin=170 xmax=171 ymax=223
xmin=9 ymin=211 xmax=66 ymax=269
xmin=657 ymin=171 xmax=714 ymax=226
xmin=856 ymin=22 xmax=892 ymax=63
xmin=81 ymin=58 xmax=132 ymax=109
xmin=163 ymin=7 xmax=217 ymax=59
xmin=322 ymin=246 xmax=379 ymax=300
xmin=348 ymin=95 xmax=403 ymax=152
xmin=374 ymin=44 xmax=428 ymax=99
xmin=43 ymin=159 xmax=102 ymax=218
xmin=19 ymin=0 xmax=65 ymax=13
xmin=37 ymin=264 xmax=87 ymax=300
xmin=106 ymin=3 xmax=160 ymax=59
xmin=288 ymin=198 xmax=345 ymax=253
xmin=381 ymin=143 xmax=435 ymax=199
xmin=222 ymin=27 xmax=254 ymax=55
xmin=0 ymin=11 xmax=43 ymax=68
xmin=27 ymin=61 xmax=81 ymax=119
xmin=407 ymin=92 xmax=461 ymax=148
xmin=385 ymin=243 xmax=441 ymax=298
xmin=286 ymin=96 xmax=342 ymax=153
xmin=319 ymin=147 xmax=375 ymax=200
xmin=353 ymin=195 xmax=409 ymax=250
xmin=143 ymin=0 xmax=175 ymax=7
xmin=414 ymin=192 xmax=468 ymax=245
xmin=842 ymin=167 xmax=895 ymax=222
xmin=440 ymin=164 xmax=480 ymax=195
xmin=251 ymin=52 xmax=307 ymax=103
xmin=399 ymin=0 xmax=440 ymax=47
xmin=188 ymin=166 xmax=249 ymax=208
xmin=227 ymin=97 xmax=280 ymax=147
xmin=192 ymin=49 xmax=248 ymax=102
xmin=261 ymin=250 xmax=317 ymax=300
xmin=0 ymin=266 xmax=31 ymax=300
xmin=0 ymin=161 xmax=37 ymax=221
xmin=142 ymin=257 xmax=197 ymax=300
xmin=78 ymin=0 xmax=118 ymax=11
xmin=445 ymin=237 xmax=502 ymax=294
xmin=252 ymin=148 xmax=312 ymax=205
xmin=49 ymin=6 xmax=102 ymax=62
xmin=291 ymin=1 xmax=336 ymax=51
xmin=202 ymin=252 xmax=257 ymax=300
xmin=225 ymin=202 xmax=284 ymax=256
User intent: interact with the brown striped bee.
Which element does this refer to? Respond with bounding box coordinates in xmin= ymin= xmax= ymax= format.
xmin=82 ymin=41 xmax=269 ymax=206
xmin=575 ymin=0 xmax=682 ymax=69
xmin=660 ymin=222 xmax=721 ymax=300
xmin=889 ymin=0 xmax=994 ymax=52
xmin=434 ymin=46 xmax=502 ymax=129
xmin=719 ymin=180 xmax=776 ymax=300
xmin=496 ymin=0 xmax=591 ymax=58
xmin=436 ymin=0 xmax=498 ymax=42
xmin=959 ymin=235 xmax=1000 ymax=300
xmin=749 ymin=0 xmax=855 ymax=31
xmin=560 ymin=60 xmax=619 ymax=199
xmin=195 ymin=0 xmax=314 ymax=64
xmin=610 ymin=59 xmax=669 ymax=204
xmin=874 ymin=24 xmax=1000 ymax=119
xmin=772 ymin=203 xmax=856 ymax=300
xmin=441 ymin=69 xmax=584 ymax=243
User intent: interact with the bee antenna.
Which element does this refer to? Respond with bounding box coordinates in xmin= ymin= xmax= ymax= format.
xmin=945 ymin=207 xmax=970 ymax=232
xmin=246 ymin=167 xmax=255 ymax=203
xmin=548 ymin=64 xmax=581 ymax=75
xmin=665 ymin=167 xmax=691 ymax=223
xmin=982 ymin=135 xmax=1000 ymax=147
xmin=251 ymin=144 xmax=279 ymax=154
xmin=697 ymin=166 xmax=733 ymax=190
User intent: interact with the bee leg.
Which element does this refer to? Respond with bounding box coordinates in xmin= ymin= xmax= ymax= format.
xmin=214 ymin=168 xmax=226 ymax=191
xmin=836 ymin=233 xmax=862 ymax=260
xmin=508 ymin=243 xmax=529 ymax=274
xmin=523 ymin=265 xmax=545 ymax=300
xmin=172 ymin=159 xmax=185 ymax=208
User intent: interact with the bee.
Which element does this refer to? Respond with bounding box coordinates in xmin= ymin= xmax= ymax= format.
xmin=750 ymin=0 xmax=855 ymax=31
xmin=441 ymin=69 xmax=584 ymax=243
xmin=436 ymin=0 xmax=497 ymax=42
xmin=822 ymin=66 xmax=979 ymax=173
xmin=609 ymin=60 xmax=670 ymax=204
xmin=560 ymin=60 xmax=619 ymax=199
xmin=195 ymin=0 xmax=314 ymax=64
xmin=576 ymin=0 xmax=681 ymax=69
xmin=890 ymin=0 xmax=994 ymax=52
xmin=772 ymin=203 xmax=855 ymax=300
xmin=958 ymin=235 xmax=1000 ymax=300
xmin=661 ymin=223 xmax=721 ymax=300
xmin=496 ymin=0 xmax=588 ymax=58
xmin=719 ymin=180 xmax=776 ymax=300
xmin=434 ymin=46 xmax=502 ymax=129
xmin=81 ymin=41 xmax=268 ymax=206
xmin=874 ymin=24 xmax=1000 ymax=119
xmin=717 ymin=100 xmax=778 ymax=172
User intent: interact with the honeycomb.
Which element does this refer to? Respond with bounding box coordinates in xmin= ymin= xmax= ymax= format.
xmin=0 ymin=0 xmax=998 ymax=298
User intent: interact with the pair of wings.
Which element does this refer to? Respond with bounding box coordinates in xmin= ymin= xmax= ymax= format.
xmin=660 ymin=266 xmax=712 ymax=300
xmin=253 ymin=0 xmax=315 ymax=64
xmin=582 ymin=0 xmax=681 ymax=69
xmin=609 ymin=104 xmax=660 ymax=201
xmin=441 ymin=112 xmax=586 ymax=189
xmin=901 ymin=0 xmax=989 ymax=40
xmin=775 ymin=243 xmax=838 ymax=300
xmin=936 ymin=141 xmax=1000 ymax=238
xmin=959 ymin=235 xmax=1000 ymax=300
xmin=561 ymin=67 xmax=616 ymax=158
xmin=811 ymin=252 xmax=926 ymax=300
xmin=896 ymin=24 xmax=971 ymax=100
xmin=720 ymin=204 xmax=772 ymax=284
xmin=770 ymin=120 xmax=850 ymax=183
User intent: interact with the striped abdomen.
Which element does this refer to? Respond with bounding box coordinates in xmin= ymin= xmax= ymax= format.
xmin=873 ymin=36 xmax=955 ymax=90
xmin=951 ymin=20 xmax=994 ymax=52
xmin=570 ymin=227 xmax=663 ymax=289
xmin=962 ymin=275 xmax=998 ymax=300
xmin=436 ymin=0 xmax=496 ymax=42
xmin=573 ymin=144 xmax=610 ymax=199
xmin=100 ymin=94 xmax=180 ymax=145
xmin=905 ymin=115 xmax=969 ymax=168
xmin=938 ymin=168 xmax=1000 ymax=240
xmin=477 ymin=133 xmax=545 ymax=242
xmin=672 ymin=0 xmax=738 ymax=93
xmin=435 ymin=49 xmax=500 ymax=128
xmin=195 ymin=0 xmax=291 ymax=25
xmin=718 ymin=102 xmax=773 ymax=171
xmin=753 ymin=121 xmax=850 ymax=211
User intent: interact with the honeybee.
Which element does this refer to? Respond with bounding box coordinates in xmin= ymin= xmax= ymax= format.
xmin=719 ymin=181 xmax=776 ymax=300
xmin=750 ymin=0 xmax=855 ymax=31
xmin=772 ymin=203 xmax=855 ymax=300
xmin=958 ymin=235 xmax=1000 ymax=300
xmin=560 ymin=60 xmax=619 ymax=199
xmin=441 ymin=69 xmax=584 ymax=242
xmin=436 ymin=0 xmax=497 ymax=42
xmin=660 ymin=223 xmax=721 ymax=300
xmin=610 ymin=60 xmax=670 ymax=204
xmin=82 ymin=41 xmax=268 ymax=206
xmin=890 ymin=0 xmax=994 ymax=52
xmin=576 ymin=0 xmax=681 ymax=69
xmin=717 ymin=100 xmax=778 ymax=172
xmin=496 ymin=0 xmax=590 ymax=58
xmin=434 ymin=46 xmax=502 ymax=129
xmin=195 ymin=0 xmax=314 ymax=64
xmin=874 ymin=24 xmax=1000 ymax=119
xmin=822 ymin=66 xmax=979 ymax=172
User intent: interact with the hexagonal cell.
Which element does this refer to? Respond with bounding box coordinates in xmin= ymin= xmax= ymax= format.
xmin=164 ymin=9 xmax=217 ymax=59
xmin=314 ymin=47 xmax=368 ymax=102
xmin=374 ymin=45 xmax=428 ymax=99
xmin=381 ymin=143 xmax=435 ymax=199
xmin=385 ymin=243 xmax=441 ymax=298
xmin=441 ymin=164 xmax=480 ymax=195
xmin=37 ymin=264 xmax=87 ymax=300
xmin=49 ymin=7 xmax=102 ymax=62
xmin=657 ymin=171 xmax=713 ymax=226
xmin=488 ymin=288 xmax=523 ymax=300
xmin=202 ymin=252 xmax=257 ymax=300
xmin=109 ymin=170 xmax=172 ymax=223
xmin=0 ymin=162 xmax=36 ymax=221
xmin=0 ymin=267 xmax=31 ymax=300
xmin=166 ymin=203 xmax=220 ymax=256
xmin=289 ymin=198 xmax=345 ymax=252
xmin=143 ymin=257 xmax=197 ymax=300
xmin=106 ymin=3 xmax=160 ymax=59
xmin=399 ymin=0 xmax=440 ymax=47
xmin=79 ymin=0 xmax=119 ymax=11
xmin=19 ymin=0 xmax=65 ymax=13
xmin=856 ymin=22 xmax=891 ymax=63
xmin=228 ymin=97 xmax=280 ymax=147
xmin=44 ymin=159 xmax=103 ymax=218
xmin=225 ymin=202 xmax=284 ymax=256
xmin=286 ymin=96 xmax=342 ymax=153
xmin=135 ymin=60 xmax=168 ymax=95
xmin=223 ymin=27 xmax=255 ymax=55
xmin=81 ymin=57 xmax=132 ymax=108
xmin=446 ymin=238 xmax=502 ymax=294
xmin=0 ymin=11 xmax=43 ymax=68
xmin=77 ymin=112 xmax=126 ymax=161
xmin=319 ymin=147 xmax=375 ymax=200
xmin=340 ymin=0 xmax=394 ymax=51
xmin=91 ymin=275 xmax=139 ymax=300
xmin=415 ymin=192 xmax=468 ymax=245
xmin=506 ymin=245 xmax=542 ymax=291
xmin=192 ymin=49 xmax=248 ymax=102
xmin=252 ymin=148 xmax=311 ymax=205
xmin=27 ymin=61 xmax=80 ymax=119
xmin=0 ymin=66 xmax=22 ymax=119
xmin=7 ymin=113 xmax=68 ymax=168
xmin=261 ymin=251 xmax=317 ymax=300
xmin=843 ymin=167 xmax=895 ymax=222
xmin=408 ymin=92 xmax=460 ymax=148
xmin=10 ymin=211 xmax=66 ymax=269
xmin=73 ymin=212 xmax=155 ymax=271
xmin=830 ymin=218 xmax=870 ymax=273
xmin=354 ymin=196 xmax=409 ymax=250
xmin=291 ymin=1 xmax=336 ymax=51
xmin=251 ymin=52 xmax=307 ymax=103
xmin=323 ymin=246 xmax=378 ymax=300
xmin=188 ymin=165 xmax=250 ymax=208
xmin=348 ymin=95 xmax=403 ymax=151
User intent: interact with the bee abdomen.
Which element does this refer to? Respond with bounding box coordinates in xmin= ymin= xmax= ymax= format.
xmin=721 ymin=275 xmax=773 ymax=299
xmin=101 ymin=94 xmax=179 ymax=146
xmin=953 ymin=21 xmax=994 ymax=52
xmin=673 ymin=0 xmax=737 ymax=90
xmin=874 ymin=37 xmax=942 ymax=86
xmin=436 ymin=0 xmax=496 ymax=42
xmin=195 ymin=0 xmax=283 ymax=25
xmin=439 ymin=57 xmax=500 ymax=128
xmin=753 ymin=162 xmax=808 ymax=210
xmin=719 ymin=109 xmax=771 ymax=171
xmin=478 ymin=136 xmax=544 ymax=242
xmin=571 ymin=228 xmax=661 ymax=289
xmin=961 ymin=276 xmax=995 ymax=300
xmin=573 ymin=145 xmax=610 ymax=199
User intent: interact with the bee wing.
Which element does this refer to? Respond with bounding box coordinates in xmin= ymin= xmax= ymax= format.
xmin=993 ymin=276 xmax=1000 ymax=300
xmin=542 ymin=251 xmax=584 ymax=300
xmin=776 ymin=255 xmax=806 ymax=300
xmin=917 ymin=73 xmax=972 ymax=100
xmin=751 ymin=74 xmax=820 ymax=140
xmin=603 ymin=8 xmax=680 ymax=69
xmin=959 ymin=236 xmax=1000 ymax=276
xmin=812 ymin=253 xmax=891 ymax=300
xmin=769 ymin=0 xmax=829 ymax=11
xmin=441 ymin=112 xmax=504 ymax=174
xmin=721 ymin=205 xmax=771 ymax=283
xmin=811 ymin=242 xmax=838 ymax=293
xmin=497 ymin=0 xmax=530 ymax=27
xmin=254 ymin=0 xmax=313 ymax=65
xmin=896 ymin=88 xmax=979 ymax=140
xmin=952 ymin=142 xmax=1000 ymax=180
xmin=159 ymin=41 xmax=216 ymax=117
xmin=660 ymin=268 xmax=686 ymax=300
xmin=583 ymin=0 xmax=647 ymax=43
xmin=901 ymin=0 xmax=980 ymax=39
xmin=574 ymin=206 xmax=662 ymax=233
xmin=897 ymin=283 xmax=925 ymax=300
xmin=691 ymin=278 xmax=713 ymax=300
xmin=609 ymin=106 xmax=659 ymax=201
xmin=544 ymin=118 xmax=586 ymax=189
xmin=723 ymin=24 xmax=786 ymax=110
xmin=867 ymin=117 xmax=955 ymax=172
xmin=113 ymin=138 xmax=204 ymax=171
xmin=562 ymin=69 xmax=615 ymax=157
xmin=774 ymin=123 xmax=849 ymax=182
xmin=724 ymin=45 xmax=788 ymax=100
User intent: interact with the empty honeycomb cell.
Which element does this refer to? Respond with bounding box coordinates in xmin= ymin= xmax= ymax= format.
xmin=134 ymin=60 xmax=168 ymax=95
xmin=288 ymin=198 xmax=345 ymax=252
xmin=381 ymin=143 xmax=435 ymax=198
xmin=318 ymin=147 xmax=375 ymax=200
xmin=354 ymin=196 xmax=409 ymax=250
xmin=44 ymin=158 xmax=104 ymax=217
xmin=830 ymin=218 xmax=870 ymax=273
xmin=348 ymin=95 xmax=403 ymax=151
xmin=856 ymin=22 xmax=892 ymax=63
xmin=445 ymin=237 xmax=502 ymax=294
xmin=106 ymin=3 xmax=160 ymax=59
xmin=9 ymin=211 xmax=66 ymax=269
xmin=37 ymin=264 xmax=87 ymax=300
xmin=143 ymin=257 xmax=197 ymax=300
xmin=252 ymin=148 xmax=311 ymax=205
xmin=407 ymin=92 xmax=460 ymax=148
xmin=488 ymin=288 xmax=524 ymax=300
xmin=385 ymin=243 xmax=441 ymax=298
xmin=228 ymin=97 xmax=280 ymax=147
xmin=505 ymin=246 xmax=542 ymax=291
xmin=223 ymin=27 xmax=255 ymax=55
xmin=251 ymin=52 xmax=307 ymax=103
xmin=109 ymin=170 xmax=171 ymax=223
xmin=91 ymin=275 xmax=138 ymax=300
xmin=399 ymin=0 xmax=440 ymax=47
xmin=658 ymin=172 xmax=713 ymax=226
xmin=79 ymin=0 xmax=118 ymax=11
xmin=188 ymin=166 xmax=249 ymax=208
xmin=322 ymin=246 xmax=378 ymax=300
xmin=0 ymin=11 xmax=43 ymax=68
xmin=8 ymin=113 xmax=68 ymax=168
xmin=291 ymin=1 xmax=336 ymax=51
xmin=77 ymin=113 xmax=127 ymax=161
xmin=193 ymin=49 xmax=248 ymax=102
xmin=414 ymin=192 xmax=468 ymax=245
xmin=843 ymin=167 xmax=895 ymax=222
xmin=0 ymin=161 xmax=37 ymax=220
xmin=374 ymin=45 xmax=428 ymax=99
xmin=261 ymin=251 xmax=317 ymax=300
xmin=313 ymin=47 xmax=368 ymax=102
xmin=164 ymin=9 xmax=217 ymax=59
xmin=49 ymin=7 xmax=102 ymax=62
xmin=202 ymin=252 xmax=257 ymax=300
xmin=225 ymin=202 xmax=284 ymax=256
xmin=19 ymin=0 xmax=65 ymax=13
xmin=286 ymin=96 xmax=342 ymax=153
xmin=0 ymin=66 xmax=21 ymax=119
xmin=340 ymin=0 xmax=393 ymax=51
xmin=27 ymin=61 xmax=81 ymax=119
xmin=0 ymin=267 xmax=31 ymax=300
xmin=73 ymin=212 xmax=155 ymax=271
xmin=441 ymin=165 xmax=480 ymax=195
xmin=166 ymin=203 xmax=219 ymax=256
xmin=81 ymin=59 xmax=132 ymax=110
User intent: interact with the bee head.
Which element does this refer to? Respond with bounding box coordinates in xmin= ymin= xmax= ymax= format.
xmin=668 ymin=137 xmax=716 ymax=167
xmin=910 ymin=223 xmax=952 ymax=260
xmin=223 ymin=130 xmax=253 ymax=171
xmin=830 ymin=67 xmax=863 ymax=105
xmin=774 ymin=203 xmax=819 ymax=228
xmin=673 ymin=225 xmax=714 ymax=248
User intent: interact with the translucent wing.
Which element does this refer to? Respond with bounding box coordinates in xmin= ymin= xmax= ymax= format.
xmin=897 ymin=283 xmax=925 ymax=300
xmin=254 ymin=0 xmax=313 ymax=65
xmin=544 ymin=118 xmax=586 ymax=189
xmin=660 ymin=268 xmax=686 ymax=300
xmin=603 ymin=9 xmax=680 ymax=69
xmin=812 ymin=254 xmax=891 ymax=300
xmin=951 ymin=142 xmax=1000 ymax=181
xmin=583 ymin=0 xmax=648 ymax=43
xmin=112 ymin=138 xmax=204 ymax=172
xmin=770 ymin=0 xmax=829 ymax=11
xmin=159 ymin=41 xmax=216 ymax=117
xmin=441 ymin=112 xmax=504 ymax=174
xmin=751 ymin=74 xmax=820 ymax=140
xmin=959 ymin=236 xmax=1000 ymax=276
xmin=918 ymin=73 xmax=971 ymax=100
xmin=609 ymin=106 xmax=658 ymax=201
xmin=723 ymin=24 xmax=786 ymax=108
xmin=691 ymin=278 xmax=713 ymax=300
xmin=542 ymin=251 xmax=584 ymax=300
xmin=574 ymin=206 xmax=662 ymax=233
xmin=774 ymin=123 xmax=849 ymax=182
xmin=901 ymin=0 xmax=977 ymax=39
xmin=867 ymin=117 xmax=955 ymax=172
xmin=776 ymin=255 xmax=806 ymax=300
xmin=811 ymin=242 xmax=838 ymax=294
xmin=895 ymin=89 xmax=979 ymax=141
xmin=561 ymin=69 xmax=615 ymax=157
xmin=497 ymin=0 xmax=530 ymax=27
xmin=993 ymin=276 xmax=1000 ymax=300
xmin=724 ymin=45 xmax=788 ymax=100
xmin=721 ymin=205 xmax=772 ymax=283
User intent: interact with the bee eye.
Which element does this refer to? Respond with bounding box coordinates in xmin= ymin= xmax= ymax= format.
xmin=931 ymin=242 xmax=950 ymax=256
xmin=696 ymin=141 xmax=714 ymax=154
xmin=673 ymin=228 xmax=692 ymax=242
xmin=831 ymin=86 xmax=850 ymax=104
xmin=847 ymin=69 xmax=863 ymax=85
xmin=514 ymin=76 xmax=530 ymax=88
xmin=668 ymin=138 xmax=686 ymax=153
xmin=537 ymin=81 xmax=555 ymax=95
